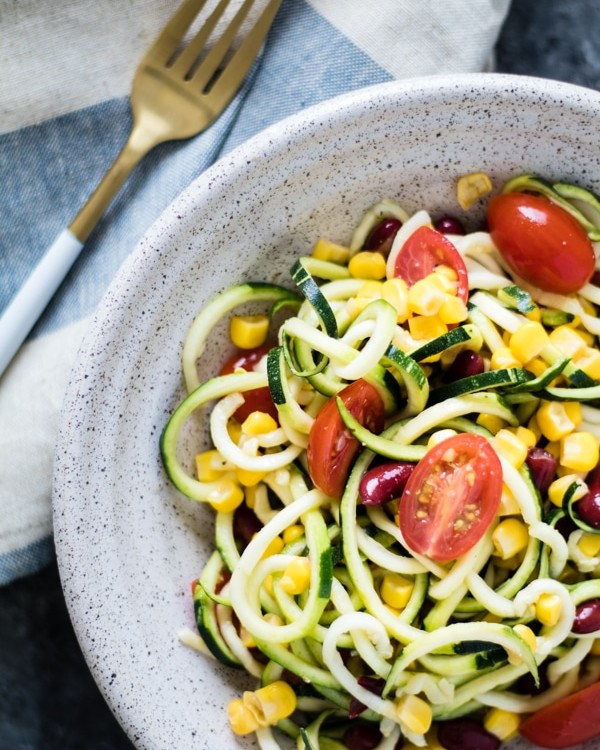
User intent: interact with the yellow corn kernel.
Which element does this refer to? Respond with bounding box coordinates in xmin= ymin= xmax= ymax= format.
xmin=357 ymin=280 xmax=384 ymax=300
xmin=395 ymin=694 xmax=432 ymax=735
xmin=428 ymin=429 xmax=458 ymax=448
xmin=549 ymin=325 xmax=589 ymax=358
xmin=591 ymin=639 xmax=600 ymax=655
xmin=236 ymin=467 xmax=267 ymax=487
xmin=535 ymin=593 xmax=562 ymax=627
xmin=261 ymin=535 xmax=284 ymax=558
xmin=509 ymin=321 xmax=550 ymax=364
xmin=499 ymin=487 xmax=521 ymax=516
xmin=492 ymin=518 xmax=530 ymax=560
xmin=575 ymin=346 xmax=600 ymax=380
xmin=547 ymin=474 xmax=588 ymax=508
xmin=513 ymin=426 xmax=537 ymax=449
xmin=527 ymin=413 xmax=542 ymax=443
xmin=230 ymin=314 xmax=269 ymax=349
xmin=544 ymin=440 xmax=561 ymax=459
xmin=244 ymin=485 xmax=257 ymax=509
xmin=578 ymin=532 xmax=600 ymax=558
xmin=381 ymin=277 xmax=410 ymax=323
xmin=241 ymin=411 xmax=278 ymax=436
xmin=346 ymin=296 xmax=374 ymax=319
xmin=560 ymin=431 xmax=599 ymax=473
xmin=243 ymin=682 xmax=297 ymax=727
xmin=536 ymin=401 xmax=576 ymax=441
xmin=408 ymin=314 xmax=448 ymax=340
xmin=430 ymin=264 xmax=457 ymax=284
xmin=493 ymin=429 xmax=528 ymax=468
xmin=476 ymin=413 xmax=506 ymax=435
xmin=228 ymin=698 xmax=260 ymax=735
xmin=356 ymin=279 xmax=383 ymax=301
xmin=514 ymin=624 xmax=537 ymax=651
xmin=430 ymin=269 xmax=458 ymax=294
xmin=380 ymin=573 xmax=414 ymax=610
xmin=524 ymin=357 xmax=548 ymax=379
xmin=508 ymin=624 xmax=537 ymax=665
xmin=228 ymin=419 xmax=242 ymax=443
xmin=195 ymin=449 xmax=226 ymax=481
xmin=484 ymin=707 xmax=520 ymax=741
xmin=457 ymin=172 xmax=493 ymax=210
xmin=240 ymin=625 xmax=257 ymax=649
xmin=490 ymin=346 xmax=522 ymax=370
xmin=263 ymin=575 xmax=274 ymax=596
xmin=312 ymin=237 xmax=350 ymax=264
xmin=283 ymin=524 xmax=305 ymax=545
xmin=207 ymin=478 xmax=244 ymax=513
xmin=525 ymin=305 xmax=542 ymax=322
xmin=348 ymin=251 xmax=387 ymax=280
xmin=563 ymin=401 xmax=583 ymax=426
xmin=580 ymin=297 xmax=597 ymax=316
xmin=438 ymin=294 xmax=468 ymax=324
xmin=407 ymin=276 xmax=447 ymax=316
xmin=279 ymin=557 xmax=311 ymax=595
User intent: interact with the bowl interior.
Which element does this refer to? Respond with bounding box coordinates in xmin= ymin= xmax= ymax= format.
xmin=53 ymin=73 xmax=600 ymax=750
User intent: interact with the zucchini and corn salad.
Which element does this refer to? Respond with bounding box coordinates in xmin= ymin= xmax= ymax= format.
xmin=161 ymin=173 xmax=600 ymax=750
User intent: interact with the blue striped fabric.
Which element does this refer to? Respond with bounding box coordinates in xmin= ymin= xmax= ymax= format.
xmin=0 ymin=0 xmax=510 ymax=584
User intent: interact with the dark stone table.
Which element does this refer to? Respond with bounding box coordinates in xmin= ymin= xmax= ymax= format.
xmin=1 ymin=1 xmax=599 ymax=748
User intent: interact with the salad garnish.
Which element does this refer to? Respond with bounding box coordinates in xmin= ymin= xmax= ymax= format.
xmin=162 ymin=173 xmax=600 ymax=750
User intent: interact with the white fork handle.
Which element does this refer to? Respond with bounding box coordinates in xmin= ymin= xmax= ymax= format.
xmin=0 ymin=229 xmax=84 ymax=377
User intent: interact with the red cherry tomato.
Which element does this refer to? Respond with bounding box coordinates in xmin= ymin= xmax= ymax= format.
xmin=520 ymin=681 xmax=600 ymax=748
xmin=220 ymin=345 xmax=278 ymax=422
xmin=399 ymin=433 xmax=502 ymax=563
xmin=487 ymin=193 xmax=595 ymax=294
xmin=307 ymin=380 xmax=385 ymax=498
xmin=394 ymin=225 xmax=469 ymax=302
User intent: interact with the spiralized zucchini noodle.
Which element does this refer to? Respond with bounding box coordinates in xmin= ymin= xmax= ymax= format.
xmin=162 ymin=173 xmax=600 ymax=750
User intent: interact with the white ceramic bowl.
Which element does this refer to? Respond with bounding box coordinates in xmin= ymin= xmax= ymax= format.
xmin=54 ymin=73 xmax=600 ymax=750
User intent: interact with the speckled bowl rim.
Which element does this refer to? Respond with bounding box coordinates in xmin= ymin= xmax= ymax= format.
xmin=53 ymin=72 xmax=600 ymax=750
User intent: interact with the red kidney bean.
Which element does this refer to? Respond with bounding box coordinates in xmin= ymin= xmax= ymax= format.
xmin=444 ymin=350 xmax=485 ymax=382
xmin=437 ymin=719 xmax=500 ymax=750
xmin=434 ymin=215 xmax=466 ymax=235
xmin=233 ymin=504 xmax=262 ymax=545
xmin=363 ymin=218 xmax=402 ymax=257
xmin=577 ymin=463 xmax=600 ymax=529
xmin=573 ymin=598 xmax=600 ymax=634
xmin=577 ymin=491 xmax=600 ymax=529
xmin=358 ymin=462 xmax=415 ymax=506
xmin=555 ymin=513 xmax=577 ymax=540
xmin=348 ymin=676 xmax=385 ymax=719
xmin=343 ymin=724 xmax=383 ymax=750
xmin=526 ymin=447 xmax=557 ymax=496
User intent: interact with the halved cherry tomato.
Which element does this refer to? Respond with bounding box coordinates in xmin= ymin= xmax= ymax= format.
xmin=394 ymin=225 xmax=469 ymax=302
xmin=520 ymin=681 xmax=600 ymax=748
xmin=307 ymin=379 xmax=385 ymax=498
xmin=399 ymin=433 xmax=502 ymax=563
xmin=220 ymin=345 xmax=278 ymax=423
xmin=487 ymin=193 xmax=595 ymax=294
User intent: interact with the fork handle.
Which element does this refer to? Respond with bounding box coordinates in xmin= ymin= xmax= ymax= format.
xmin=0 ymin=228 xmax=84 ymax=375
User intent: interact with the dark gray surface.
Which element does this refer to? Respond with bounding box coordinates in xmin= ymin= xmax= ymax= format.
xmin=1 ymin=2 xmax=599 ymax=749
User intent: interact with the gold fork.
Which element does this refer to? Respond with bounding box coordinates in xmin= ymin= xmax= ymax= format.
xmin=0 ymin=0 xmax=281 ymax=376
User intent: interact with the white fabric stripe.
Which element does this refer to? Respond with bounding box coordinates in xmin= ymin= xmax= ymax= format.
xmin=0 ymin=0 xmax=264 ymax=136
xmin=0 ymin=316 xmax=91 ymax=555
xmin=306 ymin=0 xmax=510 ymax=78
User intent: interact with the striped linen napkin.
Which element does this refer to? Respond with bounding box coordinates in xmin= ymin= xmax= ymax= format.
xmin=0 ymin=0 xmax=511 ymax=585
